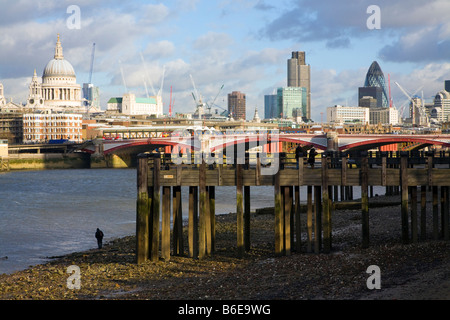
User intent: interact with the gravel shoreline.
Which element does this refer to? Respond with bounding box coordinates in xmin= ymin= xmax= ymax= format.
xmin=0 ymin=194 xmax=449 ymax=301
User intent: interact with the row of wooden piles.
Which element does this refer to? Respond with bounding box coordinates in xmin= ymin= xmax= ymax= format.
xmin=136 ymin=152 xmax=450 ymax=263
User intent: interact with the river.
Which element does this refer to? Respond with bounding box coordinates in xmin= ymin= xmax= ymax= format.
xmin=0 ymin=168 xmax=384 ymax=275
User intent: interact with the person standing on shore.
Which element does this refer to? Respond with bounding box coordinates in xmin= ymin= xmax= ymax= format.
xmin=95 ymin=228 xmax=104 ymax=249
xmin=308 ymin=147 xmax=317 ymax=168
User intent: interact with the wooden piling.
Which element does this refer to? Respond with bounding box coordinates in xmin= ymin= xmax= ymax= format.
xmin=314 ymin=185 xmax=321 ymax=253
xmin=236 ymin=163 xmax=244 ymax=257
xmin=162 ymin=186 xmax=171 ymax=261
xmin=205 ymin=186 xmax=212 ymax=256
xmin=136 ymin=154 xmax=150 ymax=263
xmin=199 ymin=160 xmax=207 ymax=259
xmin=443 ymin=186 xmax=449 ymax=240
xmin=322 ymin=155 xmax=331 ymax=253
xmin=151 ymin=155 xmax=161 ymax=262
xmin=189 ymin=186 xmax=198 ymax=258
xmin=433 ymin=186 xmax=439 ymax=240
xmin=244 ymin=185 xmax=251 ymax=252
xmin=209 ymin=186 xmax=216 ymax=252
xmin=411 ymin=186 xmax=418 ymax=243
xmin=138 ymin=149 xmax=450 ymax=263
xmin=274 ymin=168 xmax=283 ymax=256
xmin=400 ymin=154 xmax=409 ymax=244
xmin=306 ymin=185 xmax=313 ymax=253
xmin=294 ymin=185 xmax=301 ymax=252
xmin=421 ymin=185 xmax=427 ymax=240
xmin=173 ymin=186 xmax=183 ymax=256
xmin=361 ymin=155 xmax=369 ymax=248
xmin=284 ymin=185 xmax=292 ymax=255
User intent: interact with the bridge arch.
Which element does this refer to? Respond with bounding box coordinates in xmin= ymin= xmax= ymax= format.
xmin=339 ymin=135 xmax=450 ymax=151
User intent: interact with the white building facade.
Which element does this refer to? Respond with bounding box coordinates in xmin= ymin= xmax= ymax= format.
xmin=327 ymin=105 xmax=370 ymax=125
xmin=106 ymin=93 xmax=163 ymax=117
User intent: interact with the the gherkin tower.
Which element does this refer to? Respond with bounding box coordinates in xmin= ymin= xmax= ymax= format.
xmin=364 ymin=61 xmax=389 ymax=108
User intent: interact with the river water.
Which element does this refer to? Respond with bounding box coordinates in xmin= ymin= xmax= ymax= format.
xmin=0 ymin=168 xmax=383 ymax=275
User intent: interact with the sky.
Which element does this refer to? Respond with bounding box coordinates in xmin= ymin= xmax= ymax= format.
xmin=1 ymin=0 xmax=450 ymax=122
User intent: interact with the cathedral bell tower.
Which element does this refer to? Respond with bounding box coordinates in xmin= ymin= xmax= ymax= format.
xmin=26 ymin=69 xmax=44 ymax=108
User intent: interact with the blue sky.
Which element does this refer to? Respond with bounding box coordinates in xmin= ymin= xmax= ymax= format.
xmin=1 ymin=0 xmax=450 ymax=121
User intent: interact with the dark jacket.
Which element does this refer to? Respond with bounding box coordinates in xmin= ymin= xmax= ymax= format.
xmin=95 ymin=228 xmax=104 ymax=240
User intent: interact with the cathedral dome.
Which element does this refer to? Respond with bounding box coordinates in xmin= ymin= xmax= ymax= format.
xmin=42 ymin=34 xmax=76 ymax=80
xmin=43 ymin=59 xmax=76 ymax=78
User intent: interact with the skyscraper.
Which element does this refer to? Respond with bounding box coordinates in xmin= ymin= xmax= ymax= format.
xmin=277 ymin=87 xmax=307 ymax=119
xmin=363 ymin=61 xmax=389 ymax=108
xmin=264 ymin=94 xmax=278 ymax=119
xmin=228 ymin=91 xmax=246 ymax=120
xmin=287 ymin=51 xmax=311 ymax=119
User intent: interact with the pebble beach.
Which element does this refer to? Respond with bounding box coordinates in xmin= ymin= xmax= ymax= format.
xmin=0 ymin=194 xmax=449 ymax=301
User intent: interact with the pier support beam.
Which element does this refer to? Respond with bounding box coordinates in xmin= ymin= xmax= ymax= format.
xmin=162 ymin=186 xmax=171 ymax=261
xmin=173 ymin=186 xmax=183 ymax=256
xmin=361 ymin=154 xmax=369 ymax=248
xmin=136 ymin=154 xmax=150 ymax=264
xmin=306 ymin=185 xmax=313 ymax=253
xmin=322 ymin=154 xmax=331 ymax=253
xmin=400 ymin=153 xmax=409 ymax=244
xmin=150 ymin=155 xmax=161 ymax=262
xmin=189 ymin=186 xmax=199 ymax=258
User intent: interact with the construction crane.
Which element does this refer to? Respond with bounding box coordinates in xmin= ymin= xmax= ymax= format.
xmin=140 ymin=52 xmax=156 ymax=96
xmin=395 ymin=82 xmax=427 ymax=124
xmin=118 ymin=60 xmax=128 ymax=93
xmin=190 ymin=74 xmax=206 ymax=118
xmin=205 ymin=84 xmax=224 ymax=114
xmin=88 ymin=43 xmax=96 ymax=84
xmin=168 ymin=85 xmax=174 ymax=117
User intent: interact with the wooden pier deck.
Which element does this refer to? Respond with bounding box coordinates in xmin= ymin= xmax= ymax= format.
xmin=136 ymin=151 xmax=450 ymax=263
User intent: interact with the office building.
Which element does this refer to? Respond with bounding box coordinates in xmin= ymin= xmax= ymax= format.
xmin=228 ymin=91 xmax=246 ymax=120
xmin=264 ymin=94 xmax=278 ymax=119
xmin=363 ymin=61 xmax=389 ymax=108
xmin=369 ymin=107 xmax=399 ymax=125
xmin=277 ymin=87 xmax=307 ymax=119
xmin=23 ymin=112 xmax=82 ymax=143
xmin=358 ymin=86 xmax=382 ymax=108
xmin=106 ymin=93 xmax=163 ymax=117
xmin=83 ymin=83 xmax=100 ymax=111
xmin=327 ymin=105 xmax=369 ymax=125
xmin=287 ymin=51 xmax=311 ymax=119
xmin=433 ymin=90 xmax=450 ymax=122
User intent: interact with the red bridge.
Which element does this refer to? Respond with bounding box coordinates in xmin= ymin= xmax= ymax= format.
xmin=82 ymin=133 xmax=450 ymax=156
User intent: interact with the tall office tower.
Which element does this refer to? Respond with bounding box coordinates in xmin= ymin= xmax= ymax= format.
xmin=277 ymin=87 xmax=307 ymax=119
xmin=358 ymin=86 xmax=382 ymax=108
xmin=287 ymin=51 xmax=311 ymax=119
xmin=445 ymin=80 xmax=450 ymax=93
xmin=363 ymin=61 xmax=389 ymax=108
xmin=264 ymin=94 xmax=278 ymax=119
xmin=228 ymin=91 xmax=246 ymax=120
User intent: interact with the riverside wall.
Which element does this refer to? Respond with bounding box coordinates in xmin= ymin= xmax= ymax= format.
xmin=7 ymin=153 xmax=91 ymax=170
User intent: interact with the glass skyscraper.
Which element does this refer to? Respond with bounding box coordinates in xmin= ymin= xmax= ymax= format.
xmin=364 ymin=61 xmax=389 ymax=108
xmin=277 ymin=87 xmax=307 ymax=118
xmin=264 ymin=94 xmax=278 ymax=119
